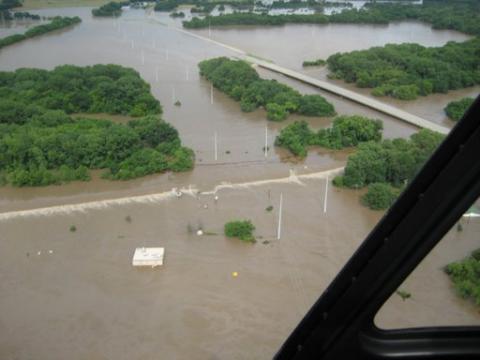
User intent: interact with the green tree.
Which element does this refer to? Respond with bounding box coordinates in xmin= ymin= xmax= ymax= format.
xmin=275 ymin=116 xmax=382 ymax=157
xmin=444 ymin=97 xmax=475 ymax=121
xmin=92 ymin=1 xmax=124 ymax=16
xmin=445 ymin=248 xmax=480 ymax=307
xmin=298 ymin=95 xmax=335 ymax=117
xmin=198 ymin=58 xmax=334 ymax=120
xmin=266 ymin=103 xmax=288 ymax=121
xmin=274 ymin=120 xmax=314 ymax=157
xmin=0 ymin=66 xmax=192 ymax=187
xmin=361 ymin=182 xmax=399 ymax=210
xmin=224 ymin=220 xmax=256 ymax=243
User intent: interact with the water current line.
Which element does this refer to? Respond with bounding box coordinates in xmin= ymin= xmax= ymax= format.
xmin=0 ymin=168 xmax=343 ymax=221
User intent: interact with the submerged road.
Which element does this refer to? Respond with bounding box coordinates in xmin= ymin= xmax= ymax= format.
xmin=156 ymin=19 xmax=450 ymax=134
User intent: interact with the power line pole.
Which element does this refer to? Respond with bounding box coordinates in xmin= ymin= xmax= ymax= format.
xmin=324 ymin=175 xmax=328 ymax=214
xmin=277 ymin=193 xmax=283 ymax=240
xmin=214 ymin=132 xmax=218 ymax=161
xmin=264 ymin=125 xmax=268 ymax=158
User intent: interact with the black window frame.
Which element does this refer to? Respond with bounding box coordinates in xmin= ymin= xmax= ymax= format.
xmin=275 ymin=96 xmax=480 ymax=360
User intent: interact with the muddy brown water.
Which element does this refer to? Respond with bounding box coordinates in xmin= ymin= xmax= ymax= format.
xmin=191 ymin=21 xmax=479 ymax=125
xmin=0 ymin=7 xmax=478 ymax=360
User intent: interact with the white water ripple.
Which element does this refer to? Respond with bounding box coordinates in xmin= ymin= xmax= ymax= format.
xmin=0 ymin=167 xmax=344 ymax=221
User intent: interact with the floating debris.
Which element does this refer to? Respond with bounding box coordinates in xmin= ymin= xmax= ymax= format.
xmin=197 ymin=229 xmax=204 ymax=236
xmin=132 ymin=247 xmax=165 ymax=267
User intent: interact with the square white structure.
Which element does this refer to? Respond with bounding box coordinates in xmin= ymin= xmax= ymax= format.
xmin=132 ymin=247 xmax=165 ymax=267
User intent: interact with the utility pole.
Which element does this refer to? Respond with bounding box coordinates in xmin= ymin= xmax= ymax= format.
xmin=324 ymin=175 xmax=328 ymax=214
xmin=214 ymin=132 xmax=218 ymax=161
xmin=277 ymin=193 xmax=283 ymax=240
xmin=264 ymin=125 xmax=268 ymax=158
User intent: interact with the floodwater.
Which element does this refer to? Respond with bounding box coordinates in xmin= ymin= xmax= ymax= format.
xmin=0 ymin=6 xmax=478 ymax=360
xmin=191 ymin=20 xmax=479 ymax=125
xmin=0 ymin=18 xmax=38 ymax=37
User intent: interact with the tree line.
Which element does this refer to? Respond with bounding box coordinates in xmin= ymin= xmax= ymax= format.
xmin=0 ymin=0 xmax=21 ymax=11
xmin=91 ymin=1 xmax=157 ymax=16
xmin=154 ymin=0 xmax=253 ymax=12
xmin=326 ymin=38 xmax=480 ymax=100
xmin=92 ymin=1 xmax=126 ymax=17
xmin=184 ymin=13 xmax=330 ymax=28
xmin=182 ymin=0 xmax=480 ymax=36
xmin=302 ymin=59 xmax=326 ymax=67
xmin=0 ymin=65 xmax=193 ymax=186
xmin=199 ymin=57 xmax=335 ymax=121
xmin=333 ymin=129 xmax=445 ymax=210
xmin=275 ymin=116 xmax=383 ymax=158
xmin=0 ymin=16 xmax=81 ymax=50
xmin=1 ymin=10 xmax=41 ymax=21
xmin=0 ymin=64 xmax=161 ymax=116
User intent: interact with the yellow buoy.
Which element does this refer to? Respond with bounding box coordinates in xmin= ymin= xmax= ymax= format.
xmin=232 ymin=271 xmax=238 ymax=277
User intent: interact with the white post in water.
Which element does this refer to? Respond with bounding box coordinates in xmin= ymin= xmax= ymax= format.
xmin=324 ymin=175 xmax=328 ymax=214
xmin=277 ymin=193 xmax=283 ymax=240
xmin=172 ymin=87 xmax=176 ymax=103
xmin=210 ymin=84 xmax=213 ymax=104
xmin=214 ymin=132 xmax=218 ymax=161
xmin=264 ymin=125 xmax=268 ymax=158
xmin=141 ymin=49 xmax=145 ymax=65
xmin=155 ymin=66 xmax=159 ymax=82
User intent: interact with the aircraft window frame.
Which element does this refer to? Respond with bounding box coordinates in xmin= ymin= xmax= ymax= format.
xmin=275 ymin=96 xmax=480 ymax=360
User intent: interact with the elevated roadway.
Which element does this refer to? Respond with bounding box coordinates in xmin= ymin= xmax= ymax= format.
xmin=159 ymin=20 xmax=450 ymax=134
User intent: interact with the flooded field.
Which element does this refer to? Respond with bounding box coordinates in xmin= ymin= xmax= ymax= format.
xmin=2 ymin=174 xmax=478 ymax=360
xmin=0 ymin=6 xmax=478 ymax=359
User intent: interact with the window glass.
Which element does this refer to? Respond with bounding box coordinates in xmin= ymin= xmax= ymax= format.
xmin=375 ymin=200 xmax=480 ymax=329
